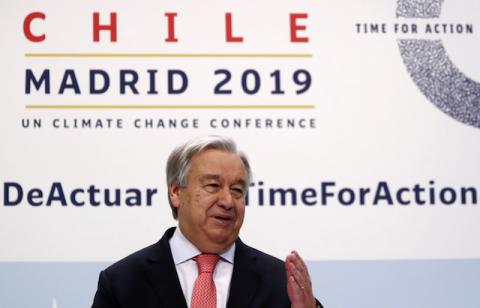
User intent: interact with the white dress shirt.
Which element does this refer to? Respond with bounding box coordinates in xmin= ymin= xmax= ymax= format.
xmin=169 ymin=227 xmax=235 ymax=308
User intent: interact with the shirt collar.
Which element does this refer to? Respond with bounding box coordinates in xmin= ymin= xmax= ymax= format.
xmin=170 ymin=226 xmax=235 ymax=265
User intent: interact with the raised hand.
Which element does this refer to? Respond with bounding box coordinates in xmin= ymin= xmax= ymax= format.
xmin=286 ymin=251 xmax=317 ymax=308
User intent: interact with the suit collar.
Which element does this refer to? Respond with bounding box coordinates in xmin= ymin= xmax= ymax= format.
xmin=144 ymin=227 xmax=259 ymax=308
xmin=170 ymin=226 xmax=236 ymax=265
xmin=169 ymin=226 xmax=202 ymax=265
xmin=227 ymin=238 xmax=260 ymax=308
xmin=144 ymin=227 xmax=188 ymax=308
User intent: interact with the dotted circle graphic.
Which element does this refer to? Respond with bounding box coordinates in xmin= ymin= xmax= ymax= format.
xmin=396 ymin=0 xmax=480 ymax=128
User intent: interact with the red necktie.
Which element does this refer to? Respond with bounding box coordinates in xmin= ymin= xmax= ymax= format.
xmin=191 ymin=254 xmax=220 ymax=308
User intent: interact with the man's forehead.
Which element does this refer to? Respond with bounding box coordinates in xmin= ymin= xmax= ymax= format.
xmin=190 ymin=149 xmax=243 ymax=166
xmin=188 ymin=149 xmax=247 ymax=177
xmin=198 ymin=173 xmax=246 ymax=184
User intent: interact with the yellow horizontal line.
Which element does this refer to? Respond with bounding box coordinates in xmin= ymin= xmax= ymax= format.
xmin=26 ymin=105 xmax=315 ymax=109
xmin=25 ymin=53 xmax=313 ymax=58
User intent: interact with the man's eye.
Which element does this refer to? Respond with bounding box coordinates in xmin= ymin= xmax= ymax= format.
xmin=205 ymin=183 xmax=220 ymax=191
xmin=231 ymin=187 xmax=244 ymax=197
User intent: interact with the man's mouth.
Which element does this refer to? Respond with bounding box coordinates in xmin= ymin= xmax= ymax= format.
xmin=212 ymin=214 xmax=234 ymax=225
xmin=214 ymin=215 xmax=232 ymax=221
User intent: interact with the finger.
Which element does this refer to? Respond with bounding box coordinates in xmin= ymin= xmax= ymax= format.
xmin=287 ymin=274 xmax=299 ymax=291
xmin=286 ymin=258 xmax=303 ymax=288
xmin=289 ymin=262 xmax=309 ymax=291
xmin=285 ymin=254 xmax=299 ymax=278
xmin=291 ymin=251 xmax=308 ymax=273
xmin=291 ymin=251 xmax=312 ymax=281
xmin=286 ymin=253 xmax=313 ymax=292
xmin=286 ymin=256 xmax=307 ymax=289
xmin=286 ymin=258 xmax=296 ymax=281
xmin=287 ymin=273 xmax=306 ymax=298
xmin=286 ymin=262 xmax=316 ymax=308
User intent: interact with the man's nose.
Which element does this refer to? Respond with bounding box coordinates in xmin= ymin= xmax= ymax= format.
xmin=217 ymin=187 xmax=234 ymax=209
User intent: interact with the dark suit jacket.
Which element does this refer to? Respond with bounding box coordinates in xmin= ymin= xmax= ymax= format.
xmin=92 ymin=227 xmax=322 ymax=308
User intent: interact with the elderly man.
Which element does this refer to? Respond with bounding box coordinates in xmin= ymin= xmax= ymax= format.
xmin=92 ymin=135 xmax=322 ymax=308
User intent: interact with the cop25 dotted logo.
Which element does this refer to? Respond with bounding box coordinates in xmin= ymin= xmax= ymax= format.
xmin=397 ymin=0 xmax=480 ymax=128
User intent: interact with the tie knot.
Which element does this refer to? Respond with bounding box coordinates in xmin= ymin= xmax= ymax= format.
xmin=194 ymin=254 xmax=220 ymax=273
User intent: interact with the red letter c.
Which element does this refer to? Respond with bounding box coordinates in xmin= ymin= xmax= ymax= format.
xmin=24 ymin=12 xmax=46 ymax=42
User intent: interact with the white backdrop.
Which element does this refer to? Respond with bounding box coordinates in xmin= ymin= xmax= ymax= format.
xmin=1 ymin=1 xmax=479 ymax=307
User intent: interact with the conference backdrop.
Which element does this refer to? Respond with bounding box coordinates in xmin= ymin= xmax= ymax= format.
xmin=1 ymin=0 xmax=479 ymax=307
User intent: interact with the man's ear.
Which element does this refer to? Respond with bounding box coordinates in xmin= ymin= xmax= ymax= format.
xmin=169 ymin=183 xmax=182 ymax=209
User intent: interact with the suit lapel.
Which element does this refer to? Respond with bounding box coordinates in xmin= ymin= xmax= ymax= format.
xmin=144 ymin=227 xmax=188 ymax=308
xmin=227 ymin=239 xmax=260 ymax=308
